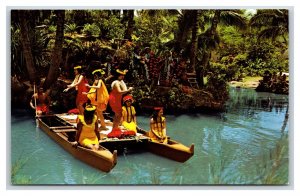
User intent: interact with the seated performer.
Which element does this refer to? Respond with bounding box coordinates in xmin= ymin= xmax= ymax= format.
xmin=73 ymin=104 xmax=100 ymax=151
xmin=121 ymin=95 xmax=137 ymax=133
xmin=149 ymin=107 xmax=168 ymax=144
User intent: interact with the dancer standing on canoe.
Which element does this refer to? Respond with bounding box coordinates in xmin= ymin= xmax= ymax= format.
xmin=85 ymin=69 xmax=109 ymax=130
xmin=72 ymin=104 xmax=100 ymax=150
xmin=109 ymin=69 xmax=133 ymax=131
xmin=149 ymin=107 xmax=168 ymax=144
xmin=63 ymin=66 xmax=89 ymax=115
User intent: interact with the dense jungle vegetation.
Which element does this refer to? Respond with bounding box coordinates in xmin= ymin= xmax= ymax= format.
xmin=11 ymin=9 xmax=289 ymax=114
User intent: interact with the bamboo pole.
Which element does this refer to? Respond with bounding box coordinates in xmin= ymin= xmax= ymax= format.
xmin=33 ymin=82 xmax=39 ymax=127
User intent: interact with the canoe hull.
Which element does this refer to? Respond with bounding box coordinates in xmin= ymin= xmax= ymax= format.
xmin=145 ymin=140 xmax=194 ymax=162
xmin=100 ymin=137 xmax=149 ymax=154
xmin=137 ymin=128 xmax=194 ymax=162
xmin=37 ymin=116 xmax=117 ymax=172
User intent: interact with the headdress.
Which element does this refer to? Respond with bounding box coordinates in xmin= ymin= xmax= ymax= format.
xmin=153 ymin=107 xmax=163 ymax=111
xmin=92 ymin=69 xmax=105 ymax=75
xmin=85 ymin=105 xmax=96 ymax=111
xmin=74 ymin=65 xmax=82 ymax=70
xmin=116 ymin=69 xmax=128 ymax=75
xmin=123 ymin=95 xmax=134 ymax=103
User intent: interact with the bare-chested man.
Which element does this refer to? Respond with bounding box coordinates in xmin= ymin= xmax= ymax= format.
xmin=30 ymin=87 xmax=51 ymax=116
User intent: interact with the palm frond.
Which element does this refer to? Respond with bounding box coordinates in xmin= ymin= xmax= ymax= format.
xmin=250 ymin=9 xmax=288 ymax=42
xmin=220 ymin=11 xmax=247 ymax=30
xmin=258 ymin=26 xmax=287 ymax=41
xmin=198 ymin=30 xmax=220 ymax=50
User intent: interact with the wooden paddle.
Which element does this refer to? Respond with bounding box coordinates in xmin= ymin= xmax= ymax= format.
xmin=33 ymin=82 xmax=39 ymax=127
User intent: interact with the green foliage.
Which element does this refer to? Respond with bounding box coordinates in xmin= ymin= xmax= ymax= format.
xmin=11 ymin=9 xmax=289 ymax=111
xmin=48 ymin=25 xmax=57 ymax=33
xmin=11 ymin=19 xmax=53 ymax=79
xmin=219 ymin=24 xmax=288 ymax=78
xmin=11 ymin=156 xmax=31 ymax=184
xmin=82 ymin=23 xmax=101 ymax=36
xmin=206 ymin=62 xmax=230 ymax=100
xmin=96 ymin=15 xmax=124 ymax=40
xmin=65 ymin=23 xmax=79 ymax=35
xmin=255 ymin=133 xmax=289 ymax=184
xmin=135 ymin=11 xmax=178 ymax=51
xmin=11 ymin=150 xmax=44 ymax=185
xmin=250 ymin=9 xmax=288 ymax=44
xmin=219 ymin=26 xmax=246 ymax=56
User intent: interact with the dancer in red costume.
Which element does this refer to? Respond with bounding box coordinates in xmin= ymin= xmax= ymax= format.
xmin=64 ymin=65 xmax=89 ymax=115
xmin=109 ymin=69 xmax=133 ymax=131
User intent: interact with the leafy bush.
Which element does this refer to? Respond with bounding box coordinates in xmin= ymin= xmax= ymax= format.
xmin=82 ymin=23 xmax=101 ymax=37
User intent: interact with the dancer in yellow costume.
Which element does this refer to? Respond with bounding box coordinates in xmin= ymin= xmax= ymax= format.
xmin=121 ymin=95 xmax=137 ymax=132
xmin=149 ymin=107 xmax=168 ymax=144
xmin=73 ymin=104 xmax=100 ymax=150
xmin=85 ymin=69 xmax=109 ymax=130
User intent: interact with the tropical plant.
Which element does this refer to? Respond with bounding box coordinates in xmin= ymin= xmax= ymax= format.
xmin=44 ymin=10 xmax=65 ymax=89
xmin=249 ymin=9 xmax=288 ymax=45
xmin=65 ymin=23 xmax=80 ymax=36
xmin=135 ymin=10 xmax=179 ymax=50
xmin=197 ymin=10 xmax=247 ymax=87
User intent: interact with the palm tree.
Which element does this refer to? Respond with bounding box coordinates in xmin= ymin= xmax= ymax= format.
xmin=189 ymin=10 xmax=199 ymax=73
xmin=175 ymin=10 xmax=194 ymax=50
xmin=249 ymin=9 xmax=288 ymax=45
xmin=137 ymin=9 xmax=180 ymax=49
xmin=44 ymin=10 xmax=65 ymax=89
xmin=62 ymin=36 xmax=84 ymax=74
xmin=175 ymin=10 xmax=208 ymax=73
xmin=197 ymin=10 xmax=247 ymax=86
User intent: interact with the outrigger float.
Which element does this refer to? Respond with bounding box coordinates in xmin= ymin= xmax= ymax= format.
xmin=37 ymin=114 xmax=194 ymax=172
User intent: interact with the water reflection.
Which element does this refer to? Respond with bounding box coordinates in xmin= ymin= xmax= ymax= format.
xmin=11 ymin=87 xmax=289 ymax=185
xmin=227 ymin=87 xmax=288 ymax=112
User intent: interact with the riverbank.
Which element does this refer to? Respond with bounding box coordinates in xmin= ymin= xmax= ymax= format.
xmin=228 ymin=76 xmax=262 ymax=89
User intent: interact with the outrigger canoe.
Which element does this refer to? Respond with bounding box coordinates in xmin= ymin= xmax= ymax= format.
xmin=59 ymin=114 xmax=194 ymax=163
xmin=137 ymin=128 xmax=194 ymax=163
xmin=37 ymin=115 xmax=117 ymax=173
xmin=37 ymin=113 xmax=194 ymax=172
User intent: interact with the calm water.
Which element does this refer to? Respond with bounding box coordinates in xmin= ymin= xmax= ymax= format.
xmin=10 ymin=87 xmax=289 ymax=185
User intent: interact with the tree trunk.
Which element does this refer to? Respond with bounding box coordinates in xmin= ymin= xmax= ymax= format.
xmin=199 ymin=10 xmax=221 ymax=87
xmin=43 ymin=10 xmax=65 ymax=89
xmin=210 ymin=10 xmax=221 ymax=35
xmin=189 ymin=10 xmax=198 ymax=73
xmin=18 ymin=10 xmax=37 ymax=84
xmin=124 ymin=10 xmax=134 ymax=41
xmin=198 ymin=51 xmax=210 ymax=87
xmin=176 ymin=11 xmax=192 ymax=51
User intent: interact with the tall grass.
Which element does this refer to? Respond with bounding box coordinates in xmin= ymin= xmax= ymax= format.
xmin=255 ymin=133 xmax=289 ymax=184
xmin=11 ymin=153 xmax=32 ymax=184
xmin=257 ymin=106 xmax=289 ymax=184
xmin=11 ymin=149 xmax=44 ymax=185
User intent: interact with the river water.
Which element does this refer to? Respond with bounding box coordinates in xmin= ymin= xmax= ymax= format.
xmin=10 ymin=87 xmax=289 ymax=185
